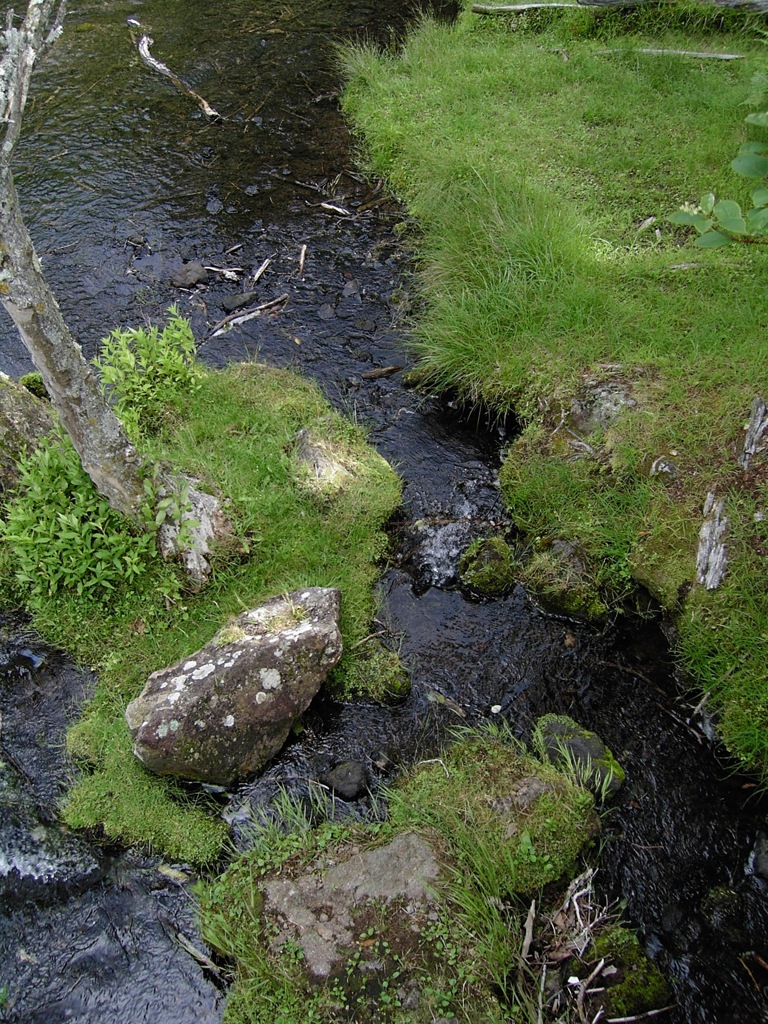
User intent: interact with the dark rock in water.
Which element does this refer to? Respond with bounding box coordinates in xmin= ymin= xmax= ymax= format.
xmin=0 ymin=375 xmax=56 ymax=496
xmin=535 ymin=714 xmax=625 ymax=797
xmin=170 ymin=261 xmax=209 ymax=288
xmin=0 ymin=851 xmax=224 ymax=1024
xmin=126 ymin=588 xmax=343 ymax=785
xmin=320 ymin=759 xmax=368 ymax=800
xmin=0 ymin=791 xmax=104 ymax=909
xmin=221 ymin=290 xmax=259 ymax=312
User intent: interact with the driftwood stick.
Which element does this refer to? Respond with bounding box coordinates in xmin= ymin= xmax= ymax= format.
xmin=696 ymin=492 xmax=728 ymax=590
xmin=739 ymin=396 xmax=768 ymax=470
xmin=597 ymin=47 xmax=745 ymax=58
xmin=472 ymin=3 xmax=580 ymax=11
xmin=129 ymin=21 xmax=222 ymax=120
xmin=208 ymin=293 xmax=289 ymax=338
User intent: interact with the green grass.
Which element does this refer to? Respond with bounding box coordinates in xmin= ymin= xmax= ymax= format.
xmin=341 ymin=4 xmax=768 ymax=777
xmin=2 ymin=359 xmax=401 ymax=863
xmin=197 ymin=727 xmax=599 ymax=1023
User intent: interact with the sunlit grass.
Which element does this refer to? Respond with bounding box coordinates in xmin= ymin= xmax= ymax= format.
xmin=341 ymin=4 xmax=768 ymax=776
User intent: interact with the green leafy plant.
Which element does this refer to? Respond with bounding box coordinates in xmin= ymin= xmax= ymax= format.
xmin=93 ymin=305 xmax=203 ymax=439
xmin=670 ymin=69 xmax=768 ymax=246
xmin=1 ymin=436 xmax=158 ymax=606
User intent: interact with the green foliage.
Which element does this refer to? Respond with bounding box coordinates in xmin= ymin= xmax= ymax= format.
xmin=30 ymin=359 xmax=401 ymax=861
xmin=590 ymin=926 xmax=672 ymax=1017
xmin=670 ymin=70 xmax=768 ymax=246
xmin=18 ymin=371 xmax=48 ymax=400
xmin=341 ymin=12 xmax=768 ymax=778
xmin=0 ymin=435 xmax=158 ymax=607
xmin=93 ymin=305 xmax=203 ymax=440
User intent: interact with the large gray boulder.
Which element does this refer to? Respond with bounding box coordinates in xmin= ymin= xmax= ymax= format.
xmin=125 ymin=588 xmax=343 ymax=785
xmin=0 ymin=373 xmax=55 ymax=495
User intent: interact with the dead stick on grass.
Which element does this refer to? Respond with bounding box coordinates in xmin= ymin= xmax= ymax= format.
xmin=606 ymin=1007 xmax=676 ymax=1022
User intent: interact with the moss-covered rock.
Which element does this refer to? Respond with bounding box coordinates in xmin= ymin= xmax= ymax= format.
xmin=591 ymin=926 xmax=672 ymax=1017
xmin=391 ymin=728 xmax=599 ymax=896
xmin=458 ymin=536 xmax=519 ymax=597
xmin=534 ymin=714 xmax=625 ymax=797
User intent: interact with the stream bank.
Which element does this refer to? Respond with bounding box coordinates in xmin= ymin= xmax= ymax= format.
xmin=1 ymin=1 xmax=768 ymax=1022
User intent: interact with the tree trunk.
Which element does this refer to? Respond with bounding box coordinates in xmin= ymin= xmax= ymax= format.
xmin=1 ymin=1 xmax=229 ymax=584
xmin=0 ymin=164 xmax=147 ymax=518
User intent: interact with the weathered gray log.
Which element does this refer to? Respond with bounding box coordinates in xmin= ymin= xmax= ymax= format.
xmin=739 ymin=396 xmax=768 ymax=471
xmin=472 ymin=0 xmax=768 ymax=12
xmin=696 ymin=492 xmax=728 ymax=590
xmin=1 ymin=2 xmax=228 ymax=584
xmin=597 ymin=47 xmax=745 ymax=57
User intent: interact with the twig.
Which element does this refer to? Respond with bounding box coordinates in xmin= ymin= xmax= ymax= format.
xmin=208 ymin=293 xmax=289 ymax=337
xmin=606 ymin=1007 xmax=676 ymax=1023
xmin=298 ymin=243 xmax=307 ymax=278
xmin=251 ymin=256 xmax=273 ymax=287
xmin=522 ymin=899 xmax=536 ymax=960
xmin=131 ymin=24 xmax=222 ymax=120
xmin=597 ymin=47 xmax=744 ymax=59
xmin=350 ymin=629 xmax=390 ymax=649
xmin=473 ymin=2 xmax=580 ymax=10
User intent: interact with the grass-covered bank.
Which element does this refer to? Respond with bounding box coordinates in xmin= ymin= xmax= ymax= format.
xmin=341 ymin=4 xmax=768 ymax=778
xmin=0 ymin=322 xmax=401 ymax=863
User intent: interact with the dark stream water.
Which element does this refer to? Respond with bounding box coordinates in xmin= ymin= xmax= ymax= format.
xmin=2 ymin=2 xmax=768 ymax=1022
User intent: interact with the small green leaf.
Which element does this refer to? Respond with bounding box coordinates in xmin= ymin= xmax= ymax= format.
xmin=746 ymin=206 xmax=768 ymax=232
xmin=713 ymin=199 xmax=742 ymax=221
xmin=745 ymin=112 xmax=768 ymax=128
xmin=669 ymin=211 xmax=712 ymax=231
xmin=733 ymin=154 xmax=768 ymax=178
xmin=752 ymin=187 xmax=768 ymax=208
xmin=738 ymin=141 xmax=768 ymax=155
xmin=694 ymin=231 xmax=733 ymax=248
xmin=699 ymin=193 xmax=716 ymax=215
xmin=718 ymin=217 xmax=747 ymax=234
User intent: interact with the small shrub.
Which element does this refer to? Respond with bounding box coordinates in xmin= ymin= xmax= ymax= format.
xmin=93 ymin=305 xmax=202 ymax=440
xmin=1 ymin=435 xmax=158 ymax=606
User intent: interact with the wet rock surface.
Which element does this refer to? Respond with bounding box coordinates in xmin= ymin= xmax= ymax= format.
xmin=126 ymin=588 xmax=343 ymax=784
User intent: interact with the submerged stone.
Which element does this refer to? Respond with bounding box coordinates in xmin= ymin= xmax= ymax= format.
xmin=125 ymin=588 xmax=343 ymax=785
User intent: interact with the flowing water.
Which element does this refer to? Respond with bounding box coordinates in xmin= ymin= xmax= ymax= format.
xmin=1 ymin=2 xmax=768 ymax=1022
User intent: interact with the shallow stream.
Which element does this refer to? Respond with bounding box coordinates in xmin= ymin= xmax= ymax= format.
xmin=1 ymin=2 xmax=768 ymax=1021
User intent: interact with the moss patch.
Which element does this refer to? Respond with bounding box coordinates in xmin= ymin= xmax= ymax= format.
xmin=458 ymin=536 xmax=519 ymax=597
xmin=591 ymin=926 xmax=672 ymax=1017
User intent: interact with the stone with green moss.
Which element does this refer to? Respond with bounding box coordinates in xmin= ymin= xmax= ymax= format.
xmin=534 ymin=714 xmax=625 ymax=797
xmin=591 ymin=926 xmax=672 ymax=1017
xmin=458 ymin=536 xmax=519 ymax=597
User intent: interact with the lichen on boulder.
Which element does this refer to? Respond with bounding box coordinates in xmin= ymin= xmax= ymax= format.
xmin=125 ymin=587 xmax=343 ymax=785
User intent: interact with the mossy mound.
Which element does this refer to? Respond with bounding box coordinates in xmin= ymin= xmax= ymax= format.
xmin=390 ymin=727 xmax=599 ymax=896
xmin=458 ymin=536 xmax=519 ymax=598
xmin=535 ymin=714 xmax=626 ymax=798
xmin=590 ymin=926 xmax=672 ymax=1017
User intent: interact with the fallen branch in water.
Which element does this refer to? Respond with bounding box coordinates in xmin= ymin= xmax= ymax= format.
xmin=128 ymin=19 xmax=222 ymax=120
xmin=207 ymin=293 xmax=290 ymax=338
